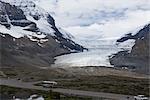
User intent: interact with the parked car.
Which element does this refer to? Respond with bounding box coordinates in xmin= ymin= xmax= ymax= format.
xmin=134 ymin=95 xmax=148 ymax=100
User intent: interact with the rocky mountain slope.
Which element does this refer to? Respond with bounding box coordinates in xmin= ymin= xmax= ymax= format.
xmin=0 ymin=0 xmax=85 ymax=68
xmin=109 ymin=24 xmax=150 ymax=74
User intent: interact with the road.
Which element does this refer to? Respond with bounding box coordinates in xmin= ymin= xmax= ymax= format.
xmin=52 ymin=88 xmax=135 ymax=100
xmin=0 ymin=78 xmax=139 ymax=100
xmin=0 ymin=78 xmax=49 ymax=91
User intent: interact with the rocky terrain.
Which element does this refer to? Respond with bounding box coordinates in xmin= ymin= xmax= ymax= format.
xmin=109 ymin=24 xmax=150 ymax=74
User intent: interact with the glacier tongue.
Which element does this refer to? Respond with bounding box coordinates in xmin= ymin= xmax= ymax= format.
xmin=54 ymin=38 xmax=135 ymax=67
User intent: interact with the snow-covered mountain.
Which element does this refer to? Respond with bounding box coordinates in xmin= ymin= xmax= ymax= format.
xmin=0 ymin=0 xmax=85 ymax=68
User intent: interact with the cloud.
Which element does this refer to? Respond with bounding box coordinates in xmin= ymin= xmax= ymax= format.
xmin=64 ymin=10 xmax=150 ymax=40
xmin=34 ymin=0 xmax=150 ymax=26
xmin=33 ymin=0 xmax=150 ymax=42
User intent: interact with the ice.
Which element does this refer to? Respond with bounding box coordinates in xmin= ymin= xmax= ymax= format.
xmin=54 ymin=37 xmax=135 ymax=67
xmin=54 ymin=48 xmax=116 ymax=67
xmin=57 ymin=27 xmax=74 ymax=39
xmin=117 ymin=39 xmax=135 ymax=52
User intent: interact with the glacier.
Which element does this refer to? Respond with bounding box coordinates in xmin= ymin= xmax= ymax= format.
xmin=54 ymin=38 xmax=135 ymax=67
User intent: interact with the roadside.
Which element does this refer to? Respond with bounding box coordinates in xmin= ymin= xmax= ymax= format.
xmin=0 ymin=85 xmax=93 ymax=100
xmin=0 ymin=78 xmax=133 ymax=100
xmin=52 ymin=88 xmax=134 ymax=100
xmin=0 ymin=76 xmax=149 ymax=100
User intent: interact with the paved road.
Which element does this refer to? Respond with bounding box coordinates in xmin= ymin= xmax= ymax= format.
xmin=0 ymin=78 xmax=49 ymax=91
xmin=0 ymin=78 xmax=138 ymax=100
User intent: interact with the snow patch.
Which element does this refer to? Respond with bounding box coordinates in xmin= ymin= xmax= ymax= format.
xmin=0 ymin=33 xmax=5 ymax=37
xmin=117 ymin=39 xmax=135 ymax=52
xmin=0 ymin=24 xmax=47 ymax=39
xmin=26 ymin=16 xmax=55 ymax=36
xmin=57 ymin=27 xmax=74 ymax=39
xmin=0 ymin=24 xmax=24 ymax=38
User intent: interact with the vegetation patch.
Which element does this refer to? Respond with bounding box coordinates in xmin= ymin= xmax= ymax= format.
xmin=0 ymin=85 xmax=93 ymax=100
xmin=57 ymin=75 xmax=150 ymax=96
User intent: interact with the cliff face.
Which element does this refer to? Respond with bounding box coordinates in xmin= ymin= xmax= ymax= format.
xmin=0 ymin=1 xmax=85 ymax=68
xmin=110 ymin=24 xmax=150 ymax=74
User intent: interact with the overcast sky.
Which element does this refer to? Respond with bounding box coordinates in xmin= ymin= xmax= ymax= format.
xmin=34 ymin=0 xmax=150 ymax=39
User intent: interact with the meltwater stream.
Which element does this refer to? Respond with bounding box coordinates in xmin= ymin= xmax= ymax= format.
xmin=54 ymin=39 xmax=135 ymax=67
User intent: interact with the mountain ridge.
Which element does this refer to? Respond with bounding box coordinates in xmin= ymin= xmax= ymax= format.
xmin=110 ymin=24 xmax=150 ymax=74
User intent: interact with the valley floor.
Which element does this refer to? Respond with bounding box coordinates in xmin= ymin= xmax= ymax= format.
xmin=0 ymin=66 xmax=149 ymax=99
xmin=0 ymin=66 xmax=148 ymax=81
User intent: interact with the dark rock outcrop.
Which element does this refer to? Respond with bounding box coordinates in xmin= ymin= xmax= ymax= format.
xmin=0 ymin=33 xmax=70 ymax=68
xmin=110 ymin=24 xmax=150 ymax=74
xmin=0 ymin=1 xmax=37 ymax=28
